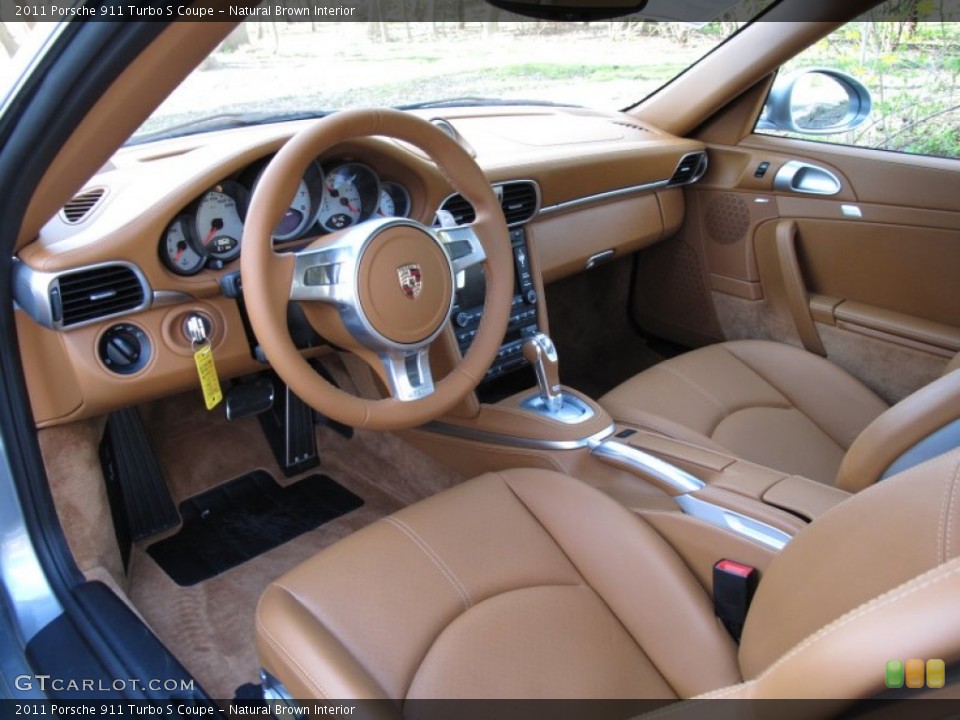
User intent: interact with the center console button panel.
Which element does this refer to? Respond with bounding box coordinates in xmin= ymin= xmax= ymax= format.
xmin=452 ymin=227 xmax=539 ymax=383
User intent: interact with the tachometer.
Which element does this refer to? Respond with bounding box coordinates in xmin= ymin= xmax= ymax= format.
xmin=195 ymin=181 xmax=247 ymax=263
xmin=316 ymin=163 xmax=380 ymax=232
xmin=377 ymin=181 xmax=411 ymax=218
xmin=161 ymin=216 xmax=204 ymax=275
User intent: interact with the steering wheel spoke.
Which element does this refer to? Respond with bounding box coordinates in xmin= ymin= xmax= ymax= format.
xmin=378 ymin=346 xmax=435 ymax=401
xmin=438 ymin=225 xmax=487 ymax=274
xmin=290 ymin=241 xmax=358 ymax=304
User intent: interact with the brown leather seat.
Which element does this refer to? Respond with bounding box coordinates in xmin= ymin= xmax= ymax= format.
xmin=600 ymin=339 xmax=960 ymax=492
xmin=256 ymin=452 xmax=960 ymax=700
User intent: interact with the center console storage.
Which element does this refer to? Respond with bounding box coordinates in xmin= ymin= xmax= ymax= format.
xmin=614 ymin=429 xmax=851 ymax=522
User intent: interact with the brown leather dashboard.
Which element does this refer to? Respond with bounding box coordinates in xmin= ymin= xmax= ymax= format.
xmin=14 ymin=105 xmax=704 ymax=427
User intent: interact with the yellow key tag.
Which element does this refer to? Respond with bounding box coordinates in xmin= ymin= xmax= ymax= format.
xmin=193 ymin=343 xmax=223 ymax=410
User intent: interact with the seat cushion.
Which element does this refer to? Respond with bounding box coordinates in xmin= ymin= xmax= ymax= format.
xmin=599 ymin=340 xmax=888 ymax=485
xmin=256 ymin=468 xmax=740 ymax=700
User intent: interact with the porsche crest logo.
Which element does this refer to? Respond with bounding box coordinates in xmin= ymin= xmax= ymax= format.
xmin=397 ymin=263 xmax=423 ymax=300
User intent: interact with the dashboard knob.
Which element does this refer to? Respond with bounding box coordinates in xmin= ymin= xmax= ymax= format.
xmin=455 ymin=311 xmax=471 ymax=328
xmin=525 ymin=289 xmax=538 ymax=305
xmin=99 ymin=323 xmax=151 ymax=375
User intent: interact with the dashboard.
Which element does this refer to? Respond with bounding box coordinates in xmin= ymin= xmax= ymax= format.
xmin=12 ymin=106 xmax=707 ymax=427
xmin=161 ymin=159 xmax=413 ymax=276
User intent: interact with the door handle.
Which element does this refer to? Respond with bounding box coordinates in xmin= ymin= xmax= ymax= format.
xmin=774 ymin=161 xmax=842 ymax=195
xmin=775 ymin=220 xmax=826 ymax=356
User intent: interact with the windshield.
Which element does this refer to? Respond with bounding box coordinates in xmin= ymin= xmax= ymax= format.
xmin=132 ymin=11 xmax=770 ymax=143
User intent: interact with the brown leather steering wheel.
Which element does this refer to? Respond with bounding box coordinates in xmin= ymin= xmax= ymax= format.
xmin=241 ymin=109 xmax=513 ymax=430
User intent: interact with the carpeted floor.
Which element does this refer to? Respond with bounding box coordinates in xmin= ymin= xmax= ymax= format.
xmin=122 ymin=383 xmax=464 ymax=700
xmin=545 ymin=255 xmax=667 ymax=399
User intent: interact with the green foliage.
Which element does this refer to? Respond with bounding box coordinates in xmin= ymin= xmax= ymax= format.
xmin=764 ymin=19 xmax=960 ymax=160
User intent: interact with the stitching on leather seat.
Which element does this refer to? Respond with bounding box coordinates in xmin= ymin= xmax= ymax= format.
xmin=757 ymin=558 xmax=960 ymax=681
xmin=722 ymin=345 xmax=850 ymax=450
xmin=257 ymin=607 xmax=331 ymax=699
xmin=942 ymin=460 xmax=960 ymax=563
xmin=385 ymin=516 xmax=473 ymax=610
xmin=656 ymin=363 xmax=729 ymax=415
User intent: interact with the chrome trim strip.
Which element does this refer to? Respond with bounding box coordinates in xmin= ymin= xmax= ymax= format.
xmin=422 ymin=422 xmax=615 ymax=451
xmin=538 ymin=180 xmax=670 ymax=216
xmin=591 ymin=440 xmax=705 ymax=494
xmin=12 ymin=259 xmax=153 ymax=331
xmin=0 ymin=433 xmax=63 ymax=643
xmin=152 ymin=290 xmax=194 ymax=307
xmin=674 ymin=494 xmax=792 ymax=551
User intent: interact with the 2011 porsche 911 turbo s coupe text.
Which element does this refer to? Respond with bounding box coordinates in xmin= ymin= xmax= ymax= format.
xmin=1 ymin=0 xmax=960 ymax=714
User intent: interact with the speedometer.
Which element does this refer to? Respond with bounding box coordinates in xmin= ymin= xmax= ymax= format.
xmin=316 ymin=163 xmax=380 ymax=232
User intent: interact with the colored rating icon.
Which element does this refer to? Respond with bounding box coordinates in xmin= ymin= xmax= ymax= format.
xmin=886 ymin=659 xmax=945 ymax=689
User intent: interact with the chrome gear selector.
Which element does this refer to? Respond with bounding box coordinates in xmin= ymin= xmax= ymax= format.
xmin=522 ymin=332 xmax=563 ymax=414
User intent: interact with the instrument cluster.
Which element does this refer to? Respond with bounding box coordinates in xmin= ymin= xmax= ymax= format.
xmin=159 ymin=158 xmax=412 ymax=276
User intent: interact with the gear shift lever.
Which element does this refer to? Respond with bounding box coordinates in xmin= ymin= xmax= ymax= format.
xmin=522 ymin=332 xmax=563 ymax=414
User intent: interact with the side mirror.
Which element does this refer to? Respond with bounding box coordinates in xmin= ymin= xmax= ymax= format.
xmin=483 ymin=0 xmax=648 ymax=21
xmin=758 ymin=69 xmax=872 ymax=135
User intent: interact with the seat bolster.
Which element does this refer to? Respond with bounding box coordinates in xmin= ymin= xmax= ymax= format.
xmin=723 ymin=341 xmax=887 ymax=450
xmin=256 ymin=584 xmax=389 ymax=700
xmin=699 ymin=557 xmax=960 ymax=699
xmin=501 ymin=470 xmax=742 ymax=697
xmin=740 ymin=449 xmax=960 ymax=681
xmin=837 ymin=370 xmax=960 ymax=493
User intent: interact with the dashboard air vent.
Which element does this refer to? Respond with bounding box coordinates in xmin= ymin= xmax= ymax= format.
xmin=61 ymin=187 xmax=106 ymax=224
xmin=669 ymin=152 xmax=708 ymax=186
xmin=499 ymin=181 xmax=539 ymax=225
xmin=438 ymin=180 xmax=540 ymax=228
xmin=56 ymin=264 xmax=147 ymax=327
xmin=438 ymin=193 xmax=476 ymax=226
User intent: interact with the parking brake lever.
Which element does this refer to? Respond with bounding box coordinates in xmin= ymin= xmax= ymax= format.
xmin=522 ymin=332 xmax=563 ymax=414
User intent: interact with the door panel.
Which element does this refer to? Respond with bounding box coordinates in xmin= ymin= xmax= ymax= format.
xmin=635 ymin=138 xmax=960 ymax=404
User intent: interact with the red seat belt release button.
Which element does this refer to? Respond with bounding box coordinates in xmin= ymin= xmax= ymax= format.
xmin=713 ymin=559 xmax=759 ymax=643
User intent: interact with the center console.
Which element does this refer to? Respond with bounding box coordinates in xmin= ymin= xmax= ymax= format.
xmin=451 ymin=227 xmax=540 ymax=383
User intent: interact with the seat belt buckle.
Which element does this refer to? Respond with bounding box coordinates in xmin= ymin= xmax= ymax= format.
xmin=713 ymin=559 xmax=759 ymax=643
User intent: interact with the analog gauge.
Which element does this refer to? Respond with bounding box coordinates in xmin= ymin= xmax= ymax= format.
xmin=259 ymin=161 xmax=324 ymax=242
xmin=377 ymin=181 xmax=411 ymax=218
xmin=195 ymin=181 xmax=247 ymax=263
xmin=316 ymin=162 xmax=380 ymax=232
xmin=161 ymin=216 xmax=204 ymax=275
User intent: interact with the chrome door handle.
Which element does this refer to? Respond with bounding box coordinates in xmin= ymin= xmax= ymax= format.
xmin=774 ymin=161 xmax=842 ymax=195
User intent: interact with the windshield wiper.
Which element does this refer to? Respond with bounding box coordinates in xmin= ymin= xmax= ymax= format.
xmin=396 ymin=97 xmax=582 ymax=111
xmin=126 ymin=110 xmax=334 ymax=145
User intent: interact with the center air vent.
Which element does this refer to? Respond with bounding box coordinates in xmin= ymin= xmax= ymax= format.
xmin=437 ymin=180 xmax=541 ymax=228
xmin=669 ymin=152 xmax=709 ymax=186
xmin=61 ymin=187 xmax=106 ymax=224
xmin=56 ymin=264 xmax=148 ymax=328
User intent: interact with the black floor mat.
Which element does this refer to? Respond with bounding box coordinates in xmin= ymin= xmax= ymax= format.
xmin=147 ymin=471 xmax=363 ymax=586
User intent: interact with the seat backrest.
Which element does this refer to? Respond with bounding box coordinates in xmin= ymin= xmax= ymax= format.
xmin=730 ymin=448 xmax=960 ymax=698
xmin=835 ymin=368 xmax=960 ymax=493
